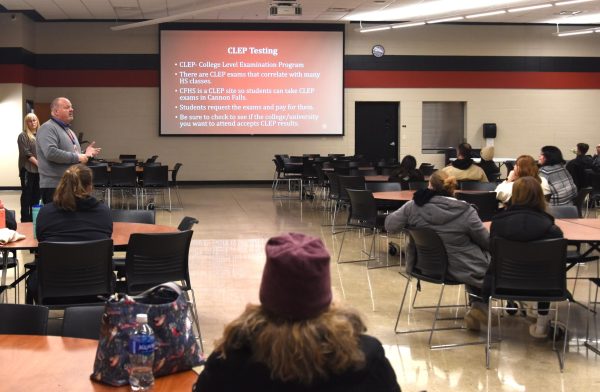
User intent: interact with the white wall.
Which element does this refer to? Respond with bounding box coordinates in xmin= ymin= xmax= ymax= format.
xmin=1 ymin=19 xmax=599 ymax=186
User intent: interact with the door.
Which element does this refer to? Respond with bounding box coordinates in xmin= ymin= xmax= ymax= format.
xmin=355 ymin=102 xmax=399 ymax=162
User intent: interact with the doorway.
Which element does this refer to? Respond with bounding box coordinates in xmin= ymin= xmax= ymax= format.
xmin=355 ymin=102 xmax=399 ymax=162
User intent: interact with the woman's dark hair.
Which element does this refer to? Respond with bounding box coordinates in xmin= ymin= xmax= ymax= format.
xmin=399 ymin=155 xmax=417 ymax=171
xmin=540 ymin=145 xmax=565 ymax=165
xmin=457 ymin=142 xmax=472 ymax=159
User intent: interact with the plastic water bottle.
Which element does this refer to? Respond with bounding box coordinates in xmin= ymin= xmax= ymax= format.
xmin=32 ymin=202 xmax=42 ymax=239
xmin=129 ymin=314 xmax=155 ymax=391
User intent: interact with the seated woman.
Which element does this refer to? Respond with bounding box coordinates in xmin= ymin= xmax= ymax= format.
xmin=389 ymin=155 xmax=424 ymax=189
xmin=477 ymin=146 xmax=500 ymax=182
xmin=194 ymin=233 xmax=401 ymax=392
xmin=538 ymin=145 xmax=577 ymax=206
xmin=384 ymin=170 xmax=490 ymax=329
xmin=26 ymin=164 xmax=113 ymax=303
xmin=495 ymin=155 xmax=551 ymax=206
xmin=489 ymin=176 xmax=563 ymax=338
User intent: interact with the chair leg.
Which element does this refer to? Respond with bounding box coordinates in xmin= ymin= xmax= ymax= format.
xmin=185 ymin=288 xmax=204 ymax=353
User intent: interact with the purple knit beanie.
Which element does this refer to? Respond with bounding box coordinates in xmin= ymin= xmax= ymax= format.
xmin=259 ymin=233 xmax=332 ymax=320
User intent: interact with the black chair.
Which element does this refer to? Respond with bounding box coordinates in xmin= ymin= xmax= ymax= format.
xmin=177 ymin=216 xmax=199 ymax=231
xmin=124 ymin=230 xmax=202 ymax=350
xmin=141 ymin=165 xmax=171 ymax=211
xmin=119 ymin=154 xmax=137 ymax=164
xmin=110 ymin=209 xmax=155 ymax=224
xmin=324 ymin=172 xmax=342 ymax=230
xmin=145 ymin=155 xmax=159 ymax=164
xmin=419 ymin=163 xmax=435 ymax=177
xmin=89 ymin=163 xmax=111 ymax=207
xmin=62 ymin=305 xmax=105 ymax=340
xmin=586 ymin=278 xmax=600 ymax=355
xmin=336 ymin=189 xmax=390 ymax=268
xmin=394 ymin=228 xmax=484 ymax=349
xmin=170 ymin=162 xmax=184 ymax=210
xmin=302 ymin=157 xmax=318 ymax=199
xmin=574 ymin=187 xmax=592 ymax=218
xmin=487 ymin=238 xmax=570 ymax=371
xmin=366 ymin=182 xmax=403 ymax=212
xmin=408 ymin=181 xmax=429 ymax=190
xmin=456 ymin=191 xmax=498 ymax=221
xmin=36 ymin=239 xmax=114 ymax=308
xmin=460 ymin=182 xmax=497 ymax=191
xmin=0 ymin=304 xmax=48 ymax=335
xmin=272 ymin=156 xmax=302 ymax=200
xmin=109 ymin=164 xmax=139 ymax=209
xmin=337 ymin=175 xmax=366 ymax=205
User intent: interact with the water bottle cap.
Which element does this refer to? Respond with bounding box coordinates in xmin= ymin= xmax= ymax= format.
xmin=136 ymin=313 xmax=148 ymax=323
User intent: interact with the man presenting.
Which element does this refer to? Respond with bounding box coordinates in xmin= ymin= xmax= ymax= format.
xmin=36 ymin=97 xmax=101 ymax=203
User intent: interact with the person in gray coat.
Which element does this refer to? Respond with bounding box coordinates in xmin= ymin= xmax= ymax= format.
xmin=36 ymin=97 xmax=101 ymax=203
xmin=385 ymin=170 xmax=491 ymax=329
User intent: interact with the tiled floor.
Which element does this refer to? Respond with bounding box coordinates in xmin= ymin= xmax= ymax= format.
xmin=1 ymin=186 xmax=600 ymax=391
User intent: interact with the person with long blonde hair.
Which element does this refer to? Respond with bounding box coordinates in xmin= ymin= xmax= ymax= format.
xmin=385 ymin=170 xmax=490 ymax=330
xmin=194 ymin=233 xmax=400 ymax=392
xmin=495 ymin=154 xmax=550 ymax=205
xmin=17 ymin=112 xmax=41 ymax=221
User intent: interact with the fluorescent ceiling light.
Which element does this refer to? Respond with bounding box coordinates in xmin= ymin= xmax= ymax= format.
xmin=508 ymin=4 xmax=553 ymax=12
xmin=557 ymin=29 xmax=594 ymax=36
xmin=391 ymin=21 xmax=426 ymax=29
xmin=555 ymin=0 xmax=593 ymax=5
xmin=465 ymin=10 xmax=507 ymax=19
xmin=360 ymin=25 xmax=391 ymax=33
xmin=427 ymin=16 xmax=464 ymax=24
xmin=346 ymin=0 xmax=526 ymax=21
xmin=544 ymin=11 xmax=600 ymax=23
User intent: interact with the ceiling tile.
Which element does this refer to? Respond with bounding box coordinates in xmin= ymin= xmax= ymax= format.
xmin=80 ymin=0 xmax=116 ymax=19
xmin=54 ymin=0 xmax=93 ymax=19
xmin=23 ymin=0 xmax=68 ymax=19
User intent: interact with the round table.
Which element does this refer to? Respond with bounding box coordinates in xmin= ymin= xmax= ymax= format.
xmin=0 ymin=334 xmax=197 ymax=391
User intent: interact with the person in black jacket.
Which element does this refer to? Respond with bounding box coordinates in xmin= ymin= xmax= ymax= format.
xmin=565 ymin=142 xmax=594 ymax=189
xmin=26 ymin=164 xmax=112 ymax=303
xmin=194 ymin=233 xmax=401 ymax=392
xmin=390 ymin=155 xmax=424 ymax=189
xmin=489 ymin=176 xmax=563 ymax=338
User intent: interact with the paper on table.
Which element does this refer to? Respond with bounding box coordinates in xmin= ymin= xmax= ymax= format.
xmin=0 ymin=228 xmax=26 ymax=245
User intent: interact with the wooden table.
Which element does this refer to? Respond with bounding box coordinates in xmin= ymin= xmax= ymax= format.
xmin=365 ymin=175 xmax=390 ymax=182
xmin=0 ymin=335 xmax=197 ymax=391
xmin=372 ymin=190 xmax=416 ymax=201
xmin=0 ymin=222 xmax=178 ymax=301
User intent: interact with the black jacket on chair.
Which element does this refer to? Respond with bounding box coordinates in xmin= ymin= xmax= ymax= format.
xmin=194 ymin=335 xmax=401 ymax=392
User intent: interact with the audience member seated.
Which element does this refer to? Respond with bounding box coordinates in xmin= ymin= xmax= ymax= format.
xmin=442 ymin=142 xmax=488 ymax=182
xmin=384 ymin=170 xmax=490 ymax=330
xmin=565 ymin=142 xmax=594 ymax=189
xmin=488 ymin=176 xmax=563 ymax=338
xmin=593 ymin=143 xmax=600 ymax=170
xmin=26 ymin=164 xmax=113 ymax=303
xmin=538 ymin=146 xmax=577 ymax=206
xmin=194 ymin=233 xmax=401 ymax=392
xmin=476 ymin=146 xmax=500 ymax=182
xmin=495 ymin=155 xmax=550 ymax=206
xmin=0 ymin=199 xmax=17 ymax=229
xmin=389 ymin=155 xmax=424 ymax=189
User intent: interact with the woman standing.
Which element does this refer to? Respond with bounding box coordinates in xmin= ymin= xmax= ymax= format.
xmin=17 ymin=113 xmax=41 ymax=222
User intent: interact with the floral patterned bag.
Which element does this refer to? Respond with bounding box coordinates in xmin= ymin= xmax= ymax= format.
xmin=91 ymin=282 xmax=204 ymax=386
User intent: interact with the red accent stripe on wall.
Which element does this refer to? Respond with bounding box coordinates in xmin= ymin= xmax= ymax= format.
xmin=35 ymin=70 xmax=158 ymax=87
xmin=0 ymin=65 xmax=158 ymax=87
xmin=344 ymin=70 xmax=600 ymax=89
xmin=2 ymin=66 xmax=599 ymax=89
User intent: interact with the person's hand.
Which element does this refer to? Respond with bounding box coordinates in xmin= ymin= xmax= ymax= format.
xmin=0 ymin=200 xmax=4 ymax=209
xmin=507 ymin=170 xmax=516 ymax=182
xmin=78 ymin=154 xmax=89 ymax=164
xmin=85 ymin=141 xmax=102 ymax=158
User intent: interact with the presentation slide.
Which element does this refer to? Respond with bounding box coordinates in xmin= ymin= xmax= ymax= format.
xmin=160 ymin=26 xmax=344 ymax=136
